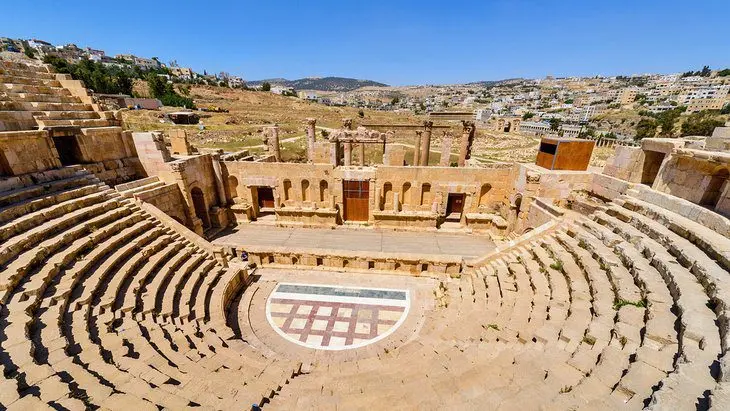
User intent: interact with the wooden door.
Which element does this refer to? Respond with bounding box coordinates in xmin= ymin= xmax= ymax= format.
xmin=343 ymin=180 xmax=369 ymax=221
xmin=257 ymin=187 xmax=275 ymax=209
xmin=446 ymin=193 xmax=465 ymax=216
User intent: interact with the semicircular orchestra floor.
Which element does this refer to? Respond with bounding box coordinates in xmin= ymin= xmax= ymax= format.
xmin=237 ymin=268 xmax=437 ymax=363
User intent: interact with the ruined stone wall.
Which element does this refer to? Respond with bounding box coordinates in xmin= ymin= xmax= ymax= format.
xmin=76 ymin=128 xmax=137 ymax=163
xmin=374 ymin=164 xmax=514 ymax=214
xmin=654 ymin=154 xmax=730 ymax=213
xmin=602 ymin=145 xmax=645 ymax=183
xmin=169 ymin=129 xmax=193 ymax=155
xmin=132 ymin=132 xmax=172 ymax=178
xmin=133 ymin=183 xmax=189 ymax=225
xmin=0 ymin=130 xmax=61 ymax=175
xmin=223 ymin=161 xmax=337 ymax=212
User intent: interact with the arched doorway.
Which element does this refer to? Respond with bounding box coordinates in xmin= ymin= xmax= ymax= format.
xmin=191 ymin=187 xmax=210 ymax=228
xmin=700 ymin=168 xmax=729 ymax=208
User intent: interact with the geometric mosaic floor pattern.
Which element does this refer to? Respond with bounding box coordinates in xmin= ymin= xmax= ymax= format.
xmin=266 ymin=283 xmax=410 ymax=350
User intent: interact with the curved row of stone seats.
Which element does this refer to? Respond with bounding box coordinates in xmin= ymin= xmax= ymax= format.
xmin=585 ymin=189 xmax=730 ymax=409
xmin=260 ymin=203 xmax=728 ymax=410
xmin=258 ymin=223 xmax=626 ymax=408
xmin=0 ymin=171 xmax=298 ymax=409
xmin=0 ymin=59 xmax=115 ymax=132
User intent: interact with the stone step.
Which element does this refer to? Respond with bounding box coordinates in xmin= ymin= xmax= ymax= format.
xmin=0 ymin=74 xmax=61 ymax=87
xmin=0 ymin=99 xmax=93 ymax=112
xmin=0 ymin=91 xmax=81 ymax=103
xmin=35 ymin=110 xmax=101 ymax=120
xmin=2 ymin=83 xmax=72 ymax=96
xmin=37 ymin=118 xmax=114 ymax=129
xmin=0 ymin=66 xmax=57 ymax=80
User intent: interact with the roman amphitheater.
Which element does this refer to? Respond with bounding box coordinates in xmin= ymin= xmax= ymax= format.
xmin=2 ymin=58 xmax=730 ymax=411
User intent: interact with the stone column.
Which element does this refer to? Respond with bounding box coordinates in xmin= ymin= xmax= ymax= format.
xmin=414 ymin=131 xmax=422 ymax=166
xmin=359 ymin=143 xmax=366 ymax=166
xmin=344 ymin=142 xmax=353 ymax=166
xmin=393 ymin=192 xmax=400 ymax=213
xmin=330 ymin=141 xmax=340 ymax=166
xmin=210 ymin=153 xmax=228 ymax=206
xmin=420 ymin=121 xmax=433 ymax=166
xmin=440 ymin=131 xmax=453 ymax=166
xmin=305 ymin=118 xmax=316 ymax=163
xmin=374 ymin=184 xmax=381 ymax=212
xmin=458 ymin=121 xmax=476 ymax=167
xmin=267 ymin=125 xmax=282 ymax=162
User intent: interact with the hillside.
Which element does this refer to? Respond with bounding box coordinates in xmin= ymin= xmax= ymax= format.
xmin=248 ymin=77 xmax=388 ymax=91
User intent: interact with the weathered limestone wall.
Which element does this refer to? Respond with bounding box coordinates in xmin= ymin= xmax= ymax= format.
xmin=82 ymin=158 xmax=143 ymax=186
xmin=0 ymin=130 xmax=61 ymax=175
xmin=375 ymin=164 xmax=514 ymax=215
xmin=132 ymin=132 xmax=172 ymax=178
xmin=244 ymin=245 xmax=463 ymax=277
xmin=169 ymin=129 xmax=193 ymax=155
xmin=591 ymin=172 xmax=633 ymax=200
xmin=76 ymin=128 xmax=136 ymax=163
xmin=133 ymin=183 xmax=189 ymax=225
xmin=511 ymin=163 xmax=593 ymax=231
xmin=653 ymin=153 xmax=730 ymax=215
xmin=222 ymin=160 xmax=516 ymax=231
xmin=602 ymin=146 xmax=644 ymax=183
xmin=224 ymin=161 xmax=337 ymax=221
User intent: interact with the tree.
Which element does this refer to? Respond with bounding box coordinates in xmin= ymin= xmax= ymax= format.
xmin=24 ymin=46 xmax=35 ymax=59
xmin=391 ymin=97 xmax=400 ymax=105
xmin=681 ymin=111 xmax=724 ymax=136
xmin=718 ymin=69 xmax=730 ymax=77
xmin=261 ymin=82 xmax=271 ymax=92
xmin=700 ymin=65 xmax=712 ymax=77
xmin=721 ymin=104 xmax=730 ymax=115
xmin=549 ymin=117 xmax=562 ymax=131
xmin=635 ymin=118 xmax=658 ymax=140
xmin=358 ymin=109 xmax=365 ymax=118
xmin=522 ymin=112 xmax=534 ymax=120
xmin=146 ymin=73 xmax=169 ymax=98
xmin=656 ymin=108 xmax=682 ymax=137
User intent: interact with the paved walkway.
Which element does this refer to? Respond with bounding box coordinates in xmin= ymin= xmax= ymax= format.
xmin=212 ymin=226 xmax=494 ymax=258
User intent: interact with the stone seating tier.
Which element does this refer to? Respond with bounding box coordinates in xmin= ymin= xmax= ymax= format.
xmin=0 ymin=170 xmax=300 ymax=409
xmin=0 ymin=60 xmax=116 ymax=132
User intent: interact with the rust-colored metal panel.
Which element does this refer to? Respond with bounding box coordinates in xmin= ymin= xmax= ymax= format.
xmin=535 ymin=138 xmax=594 ymax=171
xmin=343 ymin=180 xmax=369 ymax=221
xmin=553 ymin=140 xmax=595 ymax=171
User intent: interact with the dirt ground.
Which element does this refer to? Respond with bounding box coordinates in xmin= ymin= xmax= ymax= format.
xmin=121 ymin=85 xmax=600 ymax=165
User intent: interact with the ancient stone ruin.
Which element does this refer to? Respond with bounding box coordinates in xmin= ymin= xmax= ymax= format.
xmin=1 ymin=58 xmax=730 ymax=410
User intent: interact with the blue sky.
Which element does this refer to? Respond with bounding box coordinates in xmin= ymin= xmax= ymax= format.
xmin=3 ymin=0 xmax=728 ymax=85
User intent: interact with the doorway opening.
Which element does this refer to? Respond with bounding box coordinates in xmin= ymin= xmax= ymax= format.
xmin=700 ymin=168 xmax=729 ymax=209
xmin=343 ymin=180 xmax=369 ymax=221
xmin=641 ymin=151 xmax=666 ymax=186
xmin=191 ymin=187 xmax=210 ymax=229
xmin=256 ymin=186 xmax=275 ymax=216
xmin=52 ymin=135 xmax=84 ymax=166
xmin=445 ymin=193 xmax=465 ymax=221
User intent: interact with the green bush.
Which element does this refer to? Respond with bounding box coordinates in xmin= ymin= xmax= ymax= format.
xmin=159 ymin=93 xmax=195 ymax=109
xmin=44 ymin=55 xmax=133 ymax=95
xmin=681 ymin=111 xmax=724 ymax=136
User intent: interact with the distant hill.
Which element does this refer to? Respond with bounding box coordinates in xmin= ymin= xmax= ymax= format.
xmin=248 ymin=77 xmax=388 ymax=92
xmin=467 ymin=78 xmax=524 ymax=87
